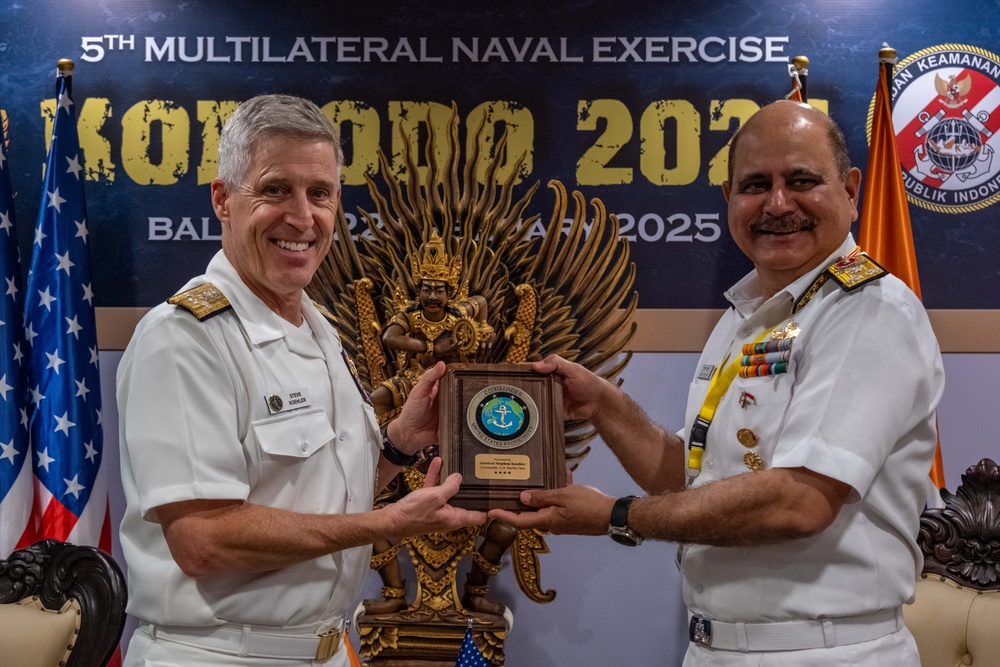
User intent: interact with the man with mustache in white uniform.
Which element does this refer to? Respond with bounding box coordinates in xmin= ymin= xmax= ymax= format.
xmin=492 ymin=101 xmax=944 ymax=666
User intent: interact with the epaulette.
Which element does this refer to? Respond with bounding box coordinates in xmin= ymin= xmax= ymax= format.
xmin=312 ymin=301 xmax=338 ymax=325
xmin=793 ymin=252 xmax=887 ymax=313
xmin=826 ymin=253 xmax=887 ymax=292
xmin=168 ymin=283 xmax=232 ymax=321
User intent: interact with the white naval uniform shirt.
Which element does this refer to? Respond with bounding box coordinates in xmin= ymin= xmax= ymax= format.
xmin=117 ymin=251 xmax=380 ymax=633
xmin=678 ymin=234 xmax=944 ymax=624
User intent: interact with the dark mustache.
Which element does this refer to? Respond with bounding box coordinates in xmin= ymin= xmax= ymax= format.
xmin=748 ymin=215 xmax=817 ymax=234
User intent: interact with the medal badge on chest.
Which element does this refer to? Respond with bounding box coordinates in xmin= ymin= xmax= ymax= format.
xmin=736 ymin=427 xmax=765 ymax=471
xmin=738 ymin=321 xmax=797 ymax=379
xmin=770 ymin=320 xmax=800 ymax=341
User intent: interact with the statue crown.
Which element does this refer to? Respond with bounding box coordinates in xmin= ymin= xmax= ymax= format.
xmin=411 ymin=231 xmax=461 ymax=288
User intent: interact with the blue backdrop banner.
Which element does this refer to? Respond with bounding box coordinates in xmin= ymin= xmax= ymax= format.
xmin=1 ymin=0 xmax=997 ymax=309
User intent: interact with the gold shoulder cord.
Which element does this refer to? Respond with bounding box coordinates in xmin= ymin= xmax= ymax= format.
xmin=793 ymin=248 xmax=887 ymax=313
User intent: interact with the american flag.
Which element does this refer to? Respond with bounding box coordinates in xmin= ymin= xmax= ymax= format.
xmin=0 ymin=108 xmax=33 ymax=555
xmin=454 ymin=626 xmax=490 ymax=667
xmin=18 ymin=65 xmax=112 ymax=554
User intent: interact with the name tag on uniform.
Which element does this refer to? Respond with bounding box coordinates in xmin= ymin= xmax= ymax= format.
xmin=696 ymin=364 xmax=716 ymax=381
xmin=265 ymin=388 xmax=313 ymax=414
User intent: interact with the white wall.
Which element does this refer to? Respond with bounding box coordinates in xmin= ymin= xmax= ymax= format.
xmin=99 ymin=351 xmax=1000 ymax=666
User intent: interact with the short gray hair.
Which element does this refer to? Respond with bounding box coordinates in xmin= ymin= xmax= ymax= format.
xmin=217 ymin=94 xmax=344 ymax=189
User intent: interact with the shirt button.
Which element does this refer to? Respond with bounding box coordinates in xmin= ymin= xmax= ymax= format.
xmin=339 ymin=431 xmax=346 ymax=441
xmin=740 ymin=326 xmax=752 ymax=337
xmin=695 ymin=584 xmax=704 ymax=593
xmin=705 ymin=458 xmax=714 ymax=469
xmin=300 ymin=441 xmax=309 ymax=452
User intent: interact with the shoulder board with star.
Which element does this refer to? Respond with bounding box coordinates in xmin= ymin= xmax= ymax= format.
xmin=825 ymin=253 xmax=887 ymax=292
xmin=167 ymin=283 xmax=232 ymax=321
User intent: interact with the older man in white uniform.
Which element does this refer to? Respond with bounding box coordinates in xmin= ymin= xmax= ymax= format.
xmin=118 ymin=94 xmax=485 ymax=666
xmin=492 ymin=101 xmax=944 ymax=666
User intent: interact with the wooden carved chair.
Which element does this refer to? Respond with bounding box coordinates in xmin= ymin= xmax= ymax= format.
xmin=903 ymin=458 xmax=1000 ymax=667
xmin=0 ymin=539 xmax=127 ymax=667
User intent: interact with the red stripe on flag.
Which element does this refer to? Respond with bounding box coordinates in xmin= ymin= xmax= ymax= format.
xmin=38 ymin=497 xmax=79 ymax=542
xmin=100 ymin=497 xmax=113 ymax=553
xmin=17 ymin=496 xmax=79 ymax=548
xmin=104 ymin=646 xmax=123 ymax=667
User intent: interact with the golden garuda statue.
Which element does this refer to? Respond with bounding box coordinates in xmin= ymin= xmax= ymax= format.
xmin=307 ymin=104 xmax=636 ymax=665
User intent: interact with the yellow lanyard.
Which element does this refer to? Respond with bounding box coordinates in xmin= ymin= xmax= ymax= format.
xmin=686 ymin=327 xmax=773 ymax=484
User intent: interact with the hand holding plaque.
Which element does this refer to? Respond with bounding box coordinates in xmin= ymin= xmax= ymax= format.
xmin=439 ymin=363 xmax=566 ymax=510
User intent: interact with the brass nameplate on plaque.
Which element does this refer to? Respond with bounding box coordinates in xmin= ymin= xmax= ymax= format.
xmin=475 ymin=454 xmax=531 ymax=480
xmin=439 ymin=364 xmax=566 ymax=511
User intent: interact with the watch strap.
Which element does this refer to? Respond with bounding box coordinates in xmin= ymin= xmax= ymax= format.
xmin=608 ymin=495 xmax=643 ymax=546
xmin=610 ymin=495 xmax=638 ymax=528
xmin=380 ymin=422 xmax=420 ymax=467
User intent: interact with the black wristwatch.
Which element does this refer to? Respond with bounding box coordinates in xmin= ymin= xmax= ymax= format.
xmin=380 ymin=422 xmax=420 ymax=468
xmin=379 ymin=422 xmax=437 ymax=468
xmin=607 ymin=495 xmax=644 ymax=546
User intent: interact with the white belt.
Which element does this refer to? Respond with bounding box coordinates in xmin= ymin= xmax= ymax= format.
xmin=144 ymin=619 xmax=345 ymax=660
xmin=688 ymin=607 xmax=903 ymax=652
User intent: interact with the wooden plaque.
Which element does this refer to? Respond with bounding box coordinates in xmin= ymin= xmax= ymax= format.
xmin=439 ymin=363 xmax=566 ymax=511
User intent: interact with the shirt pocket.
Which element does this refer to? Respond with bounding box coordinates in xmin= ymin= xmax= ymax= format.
xmin=728 ymin=372 xmax=792 ymax=409
xmin=252 ymin=407 xmax=335 ymax=459
xmin=715 ymin=374 xmax=793 ymax=464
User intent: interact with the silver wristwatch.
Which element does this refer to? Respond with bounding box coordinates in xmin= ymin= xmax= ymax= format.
xmin=607 ymin=495 xmax=643 ymax=546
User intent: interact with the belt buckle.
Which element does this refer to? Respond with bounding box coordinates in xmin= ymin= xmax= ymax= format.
xmin=689 ymin=615 xmax=713 ymax=647
xmin=316 ymin=629 xmax=341 ymax=660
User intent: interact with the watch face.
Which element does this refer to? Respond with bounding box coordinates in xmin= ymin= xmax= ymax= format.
xmin=608 ymin=526 xmax=643 ymax=547
xmin=608 ymin=495 xmax=643 ymax=545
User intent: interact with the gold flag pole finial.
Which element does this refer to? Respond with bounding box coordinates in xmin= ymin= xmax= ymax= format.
xmin=878 ymin=44 xmax=898 ymax=64
xmin=789 ymin=55 xmax=809 ymax=102
xmin=55 ymin=59 xmax=74 ymax=98
xmin=877 ymin=44 xmax=897 ymax=99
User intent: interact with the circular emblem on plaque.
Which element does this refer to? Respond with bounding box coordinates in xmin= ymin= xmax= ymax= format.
xmin=870 ymin=43 xmax=1000 ymax=214
xmin=467 ymin=384 xmax=537 ymax=450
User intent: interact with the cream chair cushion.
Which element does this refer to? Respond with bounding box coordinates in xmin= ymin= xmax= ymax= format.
xmin=0 ymin=596 xmax=80 ymax=667
xmin=905 ymin=576 xmax=1000 ymax=667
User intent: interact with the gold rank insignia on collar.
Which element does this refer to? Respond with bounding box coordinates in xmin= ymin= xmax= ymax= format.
xmin=168 ymin=282 xmax=232 ymax=320
xmin=312 ymin=300 xmax=338 ymax=325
